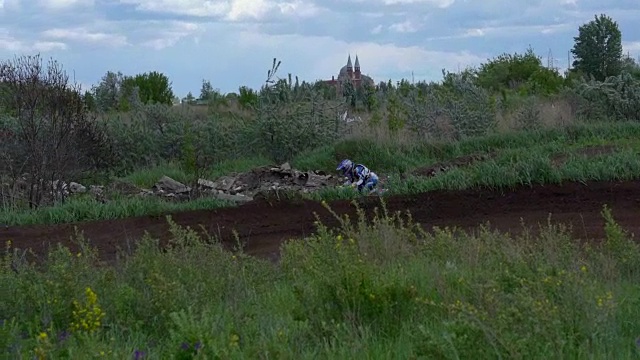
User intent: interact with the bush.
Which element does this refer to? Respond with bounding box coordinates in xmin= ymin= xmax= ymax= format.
xmin=0 ymin=54 xmax=115 ymax=208
xmin=439 ymin=72 xmax=498 ymax=139
xmin=572 ymin=72 xmax=640 ymax=122
xmin=2 ymin=203 xmax=638 ymax=358
xmin=252 ymin=60 xmax=346 ymax=163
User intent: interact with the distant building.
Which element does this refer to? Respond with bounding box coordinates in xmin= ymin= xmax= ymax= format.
xmin=322 ymin=54 xmax=374 ymax=96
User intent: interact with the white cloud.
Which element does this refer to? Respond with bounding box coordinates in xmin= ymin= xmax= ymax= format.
xmin=118 ymin=0 xmax=230 ymax=17
xmin=461 ymin=23 xmax=575 ymax=38
xmin=27 ymin=41 xmax=68 ymax=52
xmin=141 ymin=21 xmax=204 ymax=50
xmin=348 ymin=0 xmax=454 ymax=5
xmin=1 ymin=0 xmax=639 ymax=96
xmin=277 ymin=0 xmax=323 ymax=18
xmin=226 ymin=0 xmax=272 ymax=20
xmin=0 ymin=0 xmax=20 ymax=11
xmin=382 ymin=0 xmax=454 ymax=6
xmin=118 ymin=0 xmax=323 ymax=20
xmin=39 ymin=0 xmax=93 ymax=9
xmin=0 ymin=29 xmax=66 ymax=52
xmin=623 ymin=41 xmax=640 ymax=56
xmin=389 ymin=20 xmax=420 ymax=33
xmin=42 ymin=28 xmax=129 ymax=47
xmin=39 ymin=20 xmax=212 ymax=52
xmin=235 ymin=30 xmax=485 ymax=83
xmin=464 ymin=28 xmax=485 ymax=37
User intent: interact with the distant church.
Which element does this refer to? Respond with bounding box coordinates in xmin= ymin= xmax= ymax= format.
xmin=322 ymin=54 xmax=374 ymax=95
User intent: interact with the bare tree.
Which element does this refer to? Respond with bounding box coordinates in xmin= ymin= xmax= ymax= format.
xmin=0 ymin=54 xmax=115 ymax=208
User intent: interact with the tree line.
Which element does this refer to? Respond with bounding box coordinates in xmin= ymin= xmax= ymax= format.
xmin=82 ymin=13 xmax=639 ymax=114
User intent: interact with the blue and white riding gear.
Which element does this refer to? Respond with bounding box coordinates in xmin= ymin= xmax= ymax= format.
xmin=337 ymin=159 xmax=355 ymax=184
xmin=352 ymin=164 xmax=378 ymax=193
xmin=337 ymin=159 xmax=379 ymax=193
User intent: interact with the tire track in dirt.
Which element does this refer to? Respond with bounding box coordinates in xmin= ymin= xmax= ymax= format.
xmin=2 ymin=180 xmax=639 ymax=265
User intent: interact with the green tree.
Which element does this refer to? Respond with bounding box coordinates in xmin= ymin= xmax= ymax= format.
xmin=127 ymin=71 xmax=175 ymax=105
xmin=571 ymin=14 xmax=623 ymax=81
xmin=362 ymin=82 xmax=377 ymax=111
xmin=621 ymin=56 xmax=640 ymax=79
xmin=474 ymin=47 xmax=562 ymax=95
xmin=184 ymin=92 xmax=196 ymax=104
xmin=238 ymin=86 xmax=258 ymax=109
xmin=83 ymin=90 xmax=96 ymax=111
xmin=200 ymin=79 xmax=214 ymax=100
xmin=341 ymin=80 xmax=356 ymax=109
xmin=92 ymin=71 xmax=128 ymax=112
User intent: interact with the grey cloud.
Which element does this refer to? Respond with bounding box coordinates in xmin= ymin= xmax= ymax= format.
xmin=4 ymin=0 xmax=638 ymax=54
xmin=0 ymin=0 xmax=639 ymax=96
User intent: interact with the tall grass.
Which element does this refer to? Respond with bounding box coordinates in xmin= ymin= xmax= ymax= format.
xmin=0 ymin=195 xmax=235 ymax=226
xmin=291 ymin=120 xmax=640 ymax=173
xmin=2 ymin=203 xmax=638 ymax=358
xmin=3 ymin=121 xmax=640 ymax=226
xmin=120 ymin=156 xmax=271 ymax=189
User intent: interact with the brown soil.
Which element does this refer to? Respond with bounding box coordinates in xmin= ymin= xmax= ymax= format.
xmin=413 ymin=153 xmax=493 ymax=177
xmin=551 ymin=145 xmax=619 ymax=168
xmin=2 ymin=180 xmax=640 ymax=265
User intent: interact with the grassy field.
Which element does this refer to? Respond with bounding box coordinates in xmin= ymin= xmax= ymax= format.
xmin=3 ymin=117 xmax=640 ymax=359
xmin=3 ymin=120 xmax=640 ymax=226
xmin=2 ymin=202 xmax=638 ymax=358
xmin=2 ymin=32 xmax=640 ymax=359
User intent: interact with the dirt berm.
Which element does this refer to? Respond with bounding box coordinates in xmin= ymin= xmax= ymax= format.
xmin=2 ymin=179 xmax=639 ymax=265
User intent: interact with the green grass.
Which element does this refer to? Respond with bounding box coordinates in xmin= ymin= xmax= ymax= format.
xmin=384 ymin=145 xmax=640 ymax=194
xmin=291 ymin=120 xmax=640 ymax=173
xmin=120 ymin=156 xmax=271 ymax=189
xmin=2 ymin=202 xmax=638 ymax=358
xmin=0 ymin=195 xmax=236 ymax=226
xmin=4 ymin=121 xmax=640 ymax=226
xmin=0 ymin=156 xmax=269 ymax=226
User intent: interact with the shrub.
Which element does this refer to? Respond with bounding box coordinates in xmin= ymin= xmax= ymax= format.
xmin=572 ymin=72 xmax=640 ymax=122
xmin=1 ymin=203 xmax=638 ymax=358
xmin=0 ymin=54 xmax=115 ymax=208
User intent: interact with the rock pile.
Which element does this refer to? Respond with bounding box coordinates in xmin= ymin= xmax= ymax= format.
xmin=2 ymin=163 xmax=344 ymax=205
xmin=0 ymin=176 xmax=106 ymax=205
xmin=196 ymin=162 xmax=342 ymax=200
xmin=139 ymin=162 xmax=343 ymax=203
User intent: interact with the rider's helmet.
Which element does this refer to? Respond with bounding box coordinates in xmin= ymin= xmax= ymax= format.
xmin=336 ymin=159 xmax=353 ymax=175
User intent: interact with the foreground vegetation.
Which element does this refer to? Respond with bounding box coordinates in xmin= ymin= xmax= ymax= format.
xmin=2 ymin=203 xmax=639 ymax=358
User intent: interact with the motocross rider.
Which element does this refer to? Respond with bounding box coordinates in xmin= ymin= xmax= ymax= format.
xmin=336 ymin=159 xmax=379 ymax=194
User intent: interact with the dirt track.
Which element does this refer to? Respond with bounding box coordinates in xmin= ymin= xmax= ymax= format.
xmin=2 ymin=180 xmax=640 ymax=264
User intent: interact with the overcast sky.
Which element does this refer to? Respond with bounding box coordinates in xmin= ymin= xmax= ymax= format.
xmin=1 ymin=0 xmax=639 ymax=97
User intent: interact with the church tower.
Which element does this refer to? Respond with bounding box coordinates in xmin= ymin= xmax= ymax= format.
xmin=346 ymin=54 xmax=353 ymax=79
xmin=354 ymin=54 xmax=361 ymax=80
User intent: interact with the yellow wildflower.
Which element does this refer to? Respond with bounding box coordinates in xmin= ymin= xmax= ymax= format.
xmin=230 ymin=333 xmax=240 ymax=347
